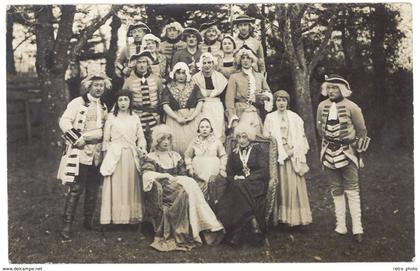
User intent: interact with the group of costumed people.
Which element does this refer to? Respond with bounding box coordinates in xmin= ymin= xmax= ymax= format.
xmin=56 ymin=14 xmax=370 ymax=252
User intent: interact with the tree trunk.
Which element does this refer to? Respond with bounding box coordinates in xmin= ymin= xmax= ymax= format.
xmin=7 ymin=9 xmax=16 ymax=75
xmin=281 ymin=4 xmax=320 ymax=168
xmin=104 ymin=13 xmax=122 ymax=109
xmin=371 ymin=4 xmax=388 ymax=141
xmin=291 ymin=68 xmax=320 ymax=169
xmin=34 ymin=6 xmax=60 ymax=157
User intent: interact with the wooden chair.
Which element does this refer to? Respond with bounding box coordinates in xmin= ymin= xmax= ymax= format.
xmin=220 ymin=134 xmax=279 ymax=225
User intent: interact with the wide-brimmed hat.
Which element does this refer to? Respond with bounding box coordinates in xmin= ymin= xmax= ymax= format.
xmin=199 ymin=21 xmax=221 ymax=39
xmin=182 ymin=27 xmax=202 ymax=43
xmin=129 ymin=50 xmax=155 ymax=63
xmin=127 ymin=22 xmax=151 ymax=37
xmin=233 ymin=14 xmax=255 ymax=25
xmin=321 ymin=74 xmax=352 ymax=97
xmin=81 ymin=72 xmax=112 ymax=90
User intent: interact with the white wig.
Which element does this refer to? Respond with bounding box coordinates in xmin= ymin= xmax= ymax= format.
xmin=196 ymin=52 xmax=217 ymax=71
xmin=81 ymin=72 xmax=112 ymax=91
xmin=320 ymin=75 xmax=352 ymax=98
xmin=151 ymin=124 xmax=174 ymax=151
xmin=169 ymin=62 xmax=192 ymax=82
xmin=234 ymin=48 xmax=258 ymax=67
xmin=161 ymin=21 xmax=184 ymax=39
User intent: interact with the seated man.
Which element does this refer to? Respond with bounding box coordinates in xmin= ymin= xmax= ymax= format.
xmin=212 ymin=121 xmax=269 ymax=247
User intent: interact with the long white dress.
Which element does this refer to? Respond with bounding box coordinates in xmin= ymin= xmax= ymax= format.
xmin=99 ymin=113 xmax=147 ymax=224
xmin=192 ymin=71 xmax=228 ymax=142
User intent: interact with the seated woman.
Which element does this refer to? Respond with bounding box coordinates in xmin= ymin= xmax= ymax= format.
xmin=142 ymin=124 xmax=224 ymax=251
xmin=215 ymin=122 xmax=269 ymax=247
xmin=184 ymin=117 xmax=227 ymax=201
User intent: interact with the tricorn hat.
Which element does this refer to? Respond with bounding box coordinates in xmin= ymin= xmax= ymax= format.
xmin=127 ymin=22 xmax=151 ymax=37
xmin=129 ymin=50 xmax=156 ymax=63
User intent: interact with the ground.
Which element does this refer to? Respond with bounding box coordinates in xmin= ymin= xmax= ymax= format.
xmin=7 ymin=140 xmax=414 ymax=263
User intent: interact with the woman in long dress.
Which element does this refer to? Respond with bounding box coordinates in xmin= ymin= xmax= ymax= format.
xmin=100 ymin=90 xmax=147 ymax=225
xmin=192 ymin=53 xmax=228 ymax=142
xmin=263 ymin=90 xmax=312 ymax=227
xmin=184 ymin=118 xmax=227 ymax=201
xmin=142 ymin=125 xmax=224 ymax=251
xmin=162 ymin=62 xmax=204 ymax=154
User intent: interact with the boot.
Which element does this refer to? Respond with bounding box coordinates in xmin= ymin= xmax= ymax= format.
xmin=345 ymin=190 xmax=363 ymax=241
xmin=60 ymin=191 xmax=80 ymax=240
xmin=249 ymin=216 xmax=264 ymax=246
xmin=83 ymin=181 xmax=99 ymax=231
xmin=332 ymin=193 xmax=348 ymax=235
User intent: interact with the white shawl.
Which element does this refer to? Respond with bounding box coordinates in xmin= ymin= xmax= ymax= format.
xmin=263 ymin=110 xmax=310 ymax=176
xmin=192 ymin=70 xmax=228 ymax=98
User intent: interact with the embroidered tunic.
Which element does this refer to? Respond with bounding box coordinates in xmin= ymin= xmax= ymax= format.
xmin=160 ymin=39 xmax=187 ymax=69
xmin=57 ymin=94 xmax=107 ymax=183
xmin=316 ymin=98 xmax=367 ymax=169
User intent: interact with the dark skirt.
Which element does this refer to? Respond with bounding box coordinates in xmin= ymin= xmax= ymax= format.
xmin=211 ymin=176 xmax=266 ymax=235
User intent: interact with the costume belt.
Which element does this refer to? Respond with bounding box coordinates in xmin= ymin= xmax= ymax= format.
xmin=133 ymin=105 xmax=159 ymax=113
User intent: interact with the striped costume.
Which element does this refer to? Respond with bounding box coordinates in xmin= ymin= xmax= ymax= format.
xmin=317 ymin=98 xmax=367 ymax=169
xmin=123 ymin=72 xmax=163 ymax=147
xmin=159 ymin=39 xmax=186 ymax=72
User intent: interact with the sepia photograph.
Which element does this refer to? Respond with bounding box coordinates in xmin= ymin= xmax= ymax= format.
xmin=3 ymin=1 xmax=415 ymax=268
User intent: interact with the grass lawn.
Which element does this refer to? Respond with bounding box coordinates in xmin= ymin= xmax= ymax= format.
xmin=7 ymin=140 xmax=414 ymax=263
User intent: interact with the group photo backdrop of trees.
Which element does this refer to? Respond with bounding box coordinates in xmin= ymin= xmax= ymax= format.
xmin=5 ymin=3 xmax=414 ymax=265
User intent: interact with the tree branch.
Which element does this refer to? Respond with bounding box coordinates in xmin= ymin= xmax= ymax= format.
xmin=69 ymin=5 xmax=122 ymax=61
xmin=308 ymin=11 xmax=337 ymax=73
xmin=13 ymin=32 xmax=34 ymax=52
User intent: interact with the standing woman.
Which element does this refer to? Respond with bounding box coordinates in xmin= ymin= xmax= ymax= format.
xmin=263 ymin=90 xmax=312 ymax=227
xmin=162 ymin=62 xmax=204 ymax=154
xmin=216 ymin=35 xmax=238 ymax=79
xmin=192 ymin=52 xmax=228 ymax=142
xmin=100 ymin=90 xmax=147 ymax=225
xmin=141 ymin=33 xmax=168 ymax=80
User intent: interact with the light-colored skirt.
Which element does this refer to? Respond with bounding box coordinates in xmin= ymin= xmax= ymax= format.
xmin=166 ymin=108 xmax=200 ymax=155
xmin=201 ymin=97 xmax=225 ymax=143
xmin=192 ymin=156 xmax=220 ymax=197
xmin=274 ymin=159 xmax=312 ymax=226
xmin=100 ymin=147 xmax=144 ymax=224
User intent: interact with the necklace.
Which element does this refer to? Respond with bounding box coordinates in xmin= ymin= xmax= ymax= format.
xmin=238 ymin=145 xmax=252 ymax=177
